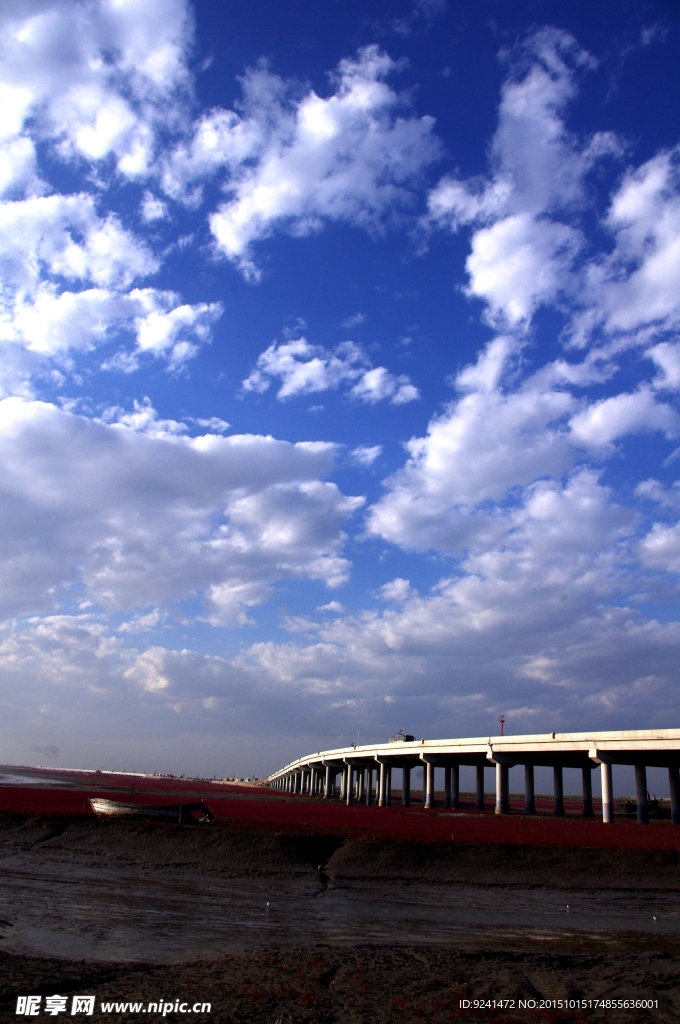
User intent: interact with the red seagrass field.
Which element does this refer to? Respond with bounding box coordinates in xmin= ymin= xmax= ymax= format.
xmin=2 ymin=765 xmax=680 ymax=851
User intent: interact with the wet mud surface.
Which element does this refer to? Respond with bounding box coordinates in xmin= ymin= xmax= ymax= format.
xmin=1 ymin=816 xmax=680 ymax=1021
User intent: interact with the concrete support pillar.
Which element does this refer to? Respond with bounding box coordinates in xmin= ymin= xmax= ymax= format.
xmin=357 ymin=769 xmax=364 ymax=803
xmin=424 ymin=761 xmax=435 ymax=809
xmin=476 ymin=765 xmax=485 ymax=810
xmin=324 ymin=765 xmax=331 ymax=799
xmin=635 ymin=764 xmax=648 ymax=825
xmin=582 ymin=767 xmax=594 ymax=817
xmin=365 ymin=768 xmax=372 ymax=805
xmin=339 ymin=768 xmax=346 ymax=802
xmin=495 ymin=762 xmax=509 ymax=815
xmin=421 ymin=765 xmax=427 ymax=806
xmin=386 ymin=766 xmax=392 ymax=806
xmin=444 ymin=766 xmax=451 ymax=809
xmin=601 ymin=762 xmax=613 ymax=823
xmin=296 ymin=772 xmax=303 ymax=794
xmin=378 ymin=761 xmax=387 ymax=807
xmin=452 ymin=764 xmax=460 ymax=809
xmin=402 ymin=766 xmax=411 ymax=807
xmin=346 ymin=765 xmax=354 ymax=806
xmin=524 ymin=764 xmax=535 ymax=815
xmin=553 ymin=766 xmax=565 ymax=816
xmin=669 ymin=767 xmax=680 ymax=825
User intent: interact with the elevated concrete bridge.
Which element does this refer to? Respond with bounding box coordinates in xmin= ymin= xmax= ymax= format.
xmin=268 ymin=729 xmax=680 ymax=825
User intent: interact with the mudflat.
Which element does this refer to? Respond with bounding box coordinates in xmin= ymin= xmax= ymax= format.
xmin=1 ymin=815 xmax=679 ymax=1022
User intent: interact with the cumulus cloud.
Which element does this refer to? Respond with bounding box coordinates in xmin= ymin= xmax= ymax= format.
xmin=0 ymin=3 xmax=225 ymax=386
xmin=0 ymin=398 xmax=363 ymax=623
xmin=367 ymin=338 xmax=576 ymax=551
xmin=426 ymin=28 xmax=615 ymax=329
xmin=0 ymin=0 xmax=193 ymax=181
xmin=0 ymin=195 xmax=222 ymax=376
xmin=577 ymin=149 xmax=680 ymax=343
xmin=173 ymin=46 xmax=441 ymax=279
xmin=428 ymin=27 xmax=680 ymax=360
xmin=570 ymin=389 xmax=679 ymax=448
xmin=242 ymin=337 xmax=419 ymax=405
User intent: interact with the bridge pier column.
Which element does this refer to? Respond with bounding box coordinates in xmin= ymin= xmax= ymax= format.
xmin=346 ymin=765 xmax=354 ymax=806
xmin=424 ymin=761 xmax=435 ymax=809
xmin=601 ymin=762 xmax=613 ymax=823
xmin=452 ymin=764 xmax=460 ymax=809
xmin=386 ymin=766 xmax=392 ymax=806
xmin=582 ymin=767 xmax=594 ymax=817
xmin=365 ymin=767 xmax=372 ymax=805
xmin=402 ymin=766 xmax=411 ymax=806
xmin=635 ymin=764 xmax=648 ymax=824
xmin=524 ymin=764 xmax=535 ymax=815
xmin=553 ymin=766 xmax=565 ymax=816
xmin=495 ymin=763 xmax=509 ymax=814
xmin=324 ymin=766 xmax=331 ymax=799
xmin=444 ymin=766 xmax=451 ymax=809
xmin=377 ymin=761 xmax=386 ymax=807
xmin=669 ymin=767 xmax=680 ymax=825
xmin=476 ymin=765 xmax=485 ymax=810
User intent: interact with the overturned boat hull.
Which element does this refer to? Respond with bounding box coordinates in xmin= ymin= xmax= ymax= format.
xmin=90 ymin=798 xmax=214 ymax=823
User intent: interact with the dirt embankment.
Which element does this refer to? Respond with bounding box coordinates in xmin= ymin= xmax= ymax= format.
xmin=1 ymin=815 xmax=678 ymax=889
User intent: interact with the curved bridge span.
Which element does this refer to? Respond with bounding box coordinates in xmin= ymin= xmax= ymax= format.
xmin=268 ymin=729 xmax=680 ymax=825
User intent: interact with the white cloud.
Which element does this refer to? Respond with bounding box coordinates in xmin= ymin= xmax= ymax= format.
xmin=3 ymin=284 xmax=221 ymax=369
xmin=570 ymin=389 xmax=679 ymax=448
xmin=342 ymin=312 xmax=366 ymax=329
xmin=349 ymin=444 xmax=382 ymax=467
xmin=140 ymin=191 xmax=168 ymax=223
xmin=242 ymin=337 xmax=419 ymax=405
xmin=379 ymin=577 xmax=415 ymax=603
xmin=0 ymin=397 xmax=363 ymax=623
xmin=429 ymin=30 xmax=680 ymax=349
xmin=0 ymin=0 xmax=193 ymax=179
xmin=464 ymin=214 xmax=580 ymax=326
xmin=426 ymin=28 xmax=615 ymax=329
xmin=640 ymin=520 xmax=680 ymax=574
xmin=0 ymin=194 xmax=156 ymax=297
xmin=195 ymin=46 xmax=439 ymax=279
xmin=128 ymin=288 xmax=223 ymax=367
xmin=0 ymin=135 xmax=43 ymax=198
xmin=648 ymin=342 xmax=680 ymax=390
xmin=367 ymin=338 xmax=576 ymax=551
xmin=579 ymin=150 xmax=680 ymax=342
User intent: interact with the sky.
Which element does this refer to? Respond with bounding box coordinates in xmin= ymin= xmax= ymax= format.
xmin=1 ymin=0 xmax=680 ymax=782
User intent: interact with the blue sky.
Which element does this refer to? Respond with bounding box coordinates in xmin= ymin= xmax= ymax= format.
xmin=1 ymin=0 xmax=680 ymax=778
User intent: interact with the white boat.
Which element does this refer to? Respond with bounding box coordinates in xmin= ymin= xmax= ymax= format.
xmin=89 ymin=798 xmax=214 ymax=823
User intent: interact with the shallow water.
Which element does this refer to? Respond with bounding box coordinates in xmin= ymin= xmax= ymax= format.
xmin=1 ymin=860 xmax=679 ymax=962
